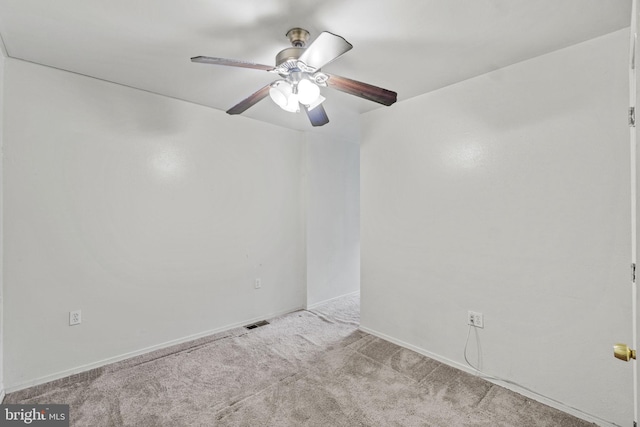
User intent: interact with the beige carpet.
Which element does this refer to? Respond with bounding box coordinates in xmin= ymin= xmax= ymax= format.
xmin=5 ymin=295 xmax=594 ymax=426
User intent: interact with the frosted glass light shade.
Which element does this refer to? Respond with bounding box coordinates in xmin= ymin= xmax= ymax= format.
xmin=282 ymin=93 xmax=300 ymax=112
xmin=297 ymin=79 xmax=321 ymax=105
xmin=269 ymin=80 xmax=292 ymax=108
xmin=269 ymin=80 xmax=300 ymax=113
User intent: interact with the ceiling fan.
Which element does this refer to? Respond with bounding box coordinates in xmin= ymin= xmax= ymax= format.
xmin=191 ymin=28 xmax=397 ymax=127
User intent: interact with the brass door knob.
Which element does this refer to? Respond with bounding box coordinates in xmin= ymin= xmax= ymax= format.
xmin=614 ymin=343 xmax=637 ymax=361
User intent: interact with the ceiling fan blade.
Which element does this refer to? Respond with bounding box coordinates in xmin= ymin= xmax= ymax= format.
xmin=191 ymin=56 xmax=274 ymax=71
xmin=303 ymin=104 xmax=330 ymax=127
xmin=226 ymin=84 xmax=272 ymax=115
xmin=298 ymin=32 xmax=353 ymax=71
xmin=325 ymin=74 xmax=397 ymax=106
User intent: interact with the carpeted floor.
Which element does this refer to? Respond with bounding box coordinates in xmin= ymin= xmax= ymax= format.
xmin=5 ymin=294 xmax=594 ymax=426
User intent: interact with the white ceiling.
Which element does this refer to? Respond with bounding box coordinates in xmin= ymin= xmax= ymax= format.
xmin=0 ymin=0 xmax=632 ymax=134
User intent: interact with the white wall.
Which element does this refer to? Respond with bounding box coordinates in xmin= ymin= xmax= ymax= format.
xmin=305 ymin=132 xmax=360 ymax=308
xmin=3 ymin=59 xmax=306 ymax=390
xmin=0 ymin=45 xmax=5 ymax=402
xmin=361 ymin=29 xmax=631 ymax=426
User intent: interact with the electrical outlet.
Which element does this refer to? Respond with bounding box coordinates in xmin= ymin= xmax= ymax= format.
xmin=254 ymin=278 xmax=261 ymax=289
xmin=69 ymin=310 xmax=82 ymax=326
xmin=468 ymin=311 xmax=484 ymax=328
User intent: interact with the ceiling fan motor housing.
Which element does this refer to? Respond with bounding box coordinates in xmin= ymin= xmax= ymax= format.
xmin=274 ymin=47 xmax=307 ymax=77
xmin=275 ymin=47 xmax=304 ymax=67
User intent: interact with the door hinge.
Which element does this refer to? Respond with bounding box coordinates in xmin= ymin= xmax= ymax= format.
xmin=630 ymin=107 xmax=636 ymax=127
xmin=633 ymin=263 xmax=636 ymax=283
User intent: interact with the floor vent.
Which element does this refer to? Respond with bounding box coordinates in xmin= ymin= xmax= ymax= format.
xmin=244 ymin=320 xmax=270 ymax=330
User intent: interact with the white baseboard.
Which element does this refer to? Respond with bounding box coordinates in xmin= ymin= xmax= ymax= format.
xmin=306 ymin=290 xmax=360 ymax=310
xmin=359 ymin=325 xmax=618 ymax=427
xmin=6 ymin=305 xmax=303 ymax=394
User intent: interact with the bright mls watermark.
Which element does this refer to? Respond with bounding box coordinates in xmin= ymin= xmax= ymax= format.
xmin=0 ymin=405 xmax=69 ymax=426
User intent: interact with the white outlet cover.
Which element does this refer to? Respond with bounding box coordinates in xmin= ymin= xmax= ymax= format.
xmin=468 ymin=311 xmax=484 ymax=328
xmin=69 ymin=310 xmax=82 ymax=326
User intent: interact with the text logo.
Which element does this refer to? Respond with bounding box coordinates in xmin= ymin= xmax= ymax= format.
xmin=0 ymin=405 xmax=69 ymax=427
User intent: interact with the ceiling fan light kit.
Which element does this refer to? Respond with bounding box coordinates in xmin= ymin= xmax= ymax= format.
xmin=191 ymin=27 xmax=397 ymax=127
